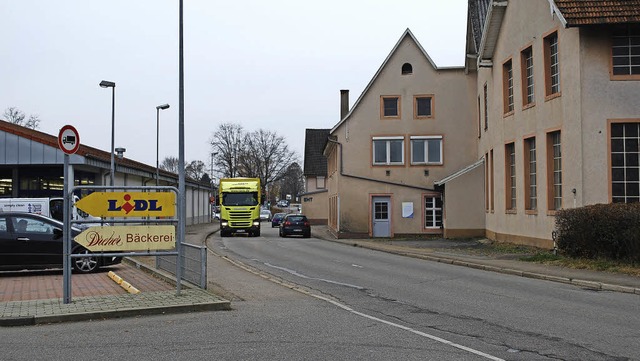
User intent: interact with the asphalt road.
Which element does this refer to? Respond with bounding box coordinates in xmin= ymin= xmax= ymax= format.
xmin=209 ymin=225 xmax=640 ymax=361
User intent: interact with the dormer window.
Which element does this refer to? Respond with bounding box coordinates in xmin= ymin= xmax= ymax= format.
xmin=401 ymin=63 xmax=413 ymax=75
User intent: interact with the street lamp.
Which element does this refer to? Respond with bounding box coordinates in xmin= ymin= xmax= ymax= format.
xmin=99 ymin=80 xmax=116 ymax=186
xmin=156 ymin=104 xmax=170 ymax=186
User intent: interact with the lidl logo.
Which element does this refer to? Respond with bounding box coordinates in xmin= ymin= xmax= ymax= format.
xmin=76 ymin=192 xmax=176 ymax=218
xmin=108 ymin=194 xmax=164 ymax=214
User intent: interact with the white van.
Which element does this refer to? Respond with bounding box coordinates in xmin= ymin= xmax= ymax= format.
xmin=0 ymin=196 xmax=105 ymax=229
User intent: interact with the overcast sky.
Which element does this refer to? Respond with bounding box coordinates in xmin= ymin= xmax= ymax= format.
xmin=1 ymin=0 xmax=467 ymax=171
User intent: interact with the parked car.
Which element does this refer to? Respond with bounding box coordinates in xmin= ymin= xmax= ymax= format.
xmin=260 ymin=209 xmax=272 ymax=222
xmin=279 ymin=214 xmax=311 ymax=238
xmin=271 ymin=212 xmax=287 ymax=228
xmin=212 ymin=206 xmax=221 ymax=220
xmin=0 ymin=212 xmax=122 ymax=273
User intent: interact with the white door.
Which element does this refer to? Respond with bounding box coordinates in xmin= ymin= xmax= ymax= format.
xmin=372 ymin=196 xmax=390 ymax=237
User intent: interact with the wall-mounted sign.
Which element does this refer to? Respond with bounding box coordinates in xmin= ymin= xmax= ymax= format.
xmin=402 ymin=202 xmax=414 ymax=218
xmin=75 ymin=225 xmax=176 ymax=252
xmin=76 ymin=192 xmax=176 ymax=218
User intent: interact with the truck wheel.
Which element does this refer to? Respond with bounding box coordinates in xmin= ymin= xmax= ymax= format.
xmin=255 ymin=230 xmax=260 ymax=237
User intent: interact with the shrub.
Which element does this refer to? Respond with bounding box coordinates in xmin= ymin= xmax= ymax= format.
xmin=555 ymin=203 xmax=640 ymax=261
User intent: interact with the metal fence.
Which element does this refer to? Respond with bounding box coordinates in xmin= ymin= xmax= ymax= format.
xmin=156 ymin=243 xmax=207 ymax=289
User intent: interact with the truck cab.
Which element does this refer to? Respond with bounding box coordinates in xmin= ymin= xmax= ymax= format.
xmin=218 ymin=178 xmax=261 ymax=237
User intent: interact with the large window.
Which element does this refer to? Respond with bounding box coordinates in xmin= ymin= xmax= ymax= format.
xmin=490 ymin=149 xmax=494 ymax=211
xmin=521 ymin=46 xmax=535 ymax=107
xmin=611 ymin=122 xmax=640 ymax=203
xmin=0 ymin=168 xmax=11 ymax=196
xmin=410 ymin=136 xmax=442 ymax=165
xmin=414 ymin=95 xmax=433 ymax=118
xmin=424 ymin=196 xmax=442 ymax=228
xmin=612 ymin=24 xmax=640 ymax=78
xmin=544 ymin=31 xmax=560 ymax=98
xmin=373 ymin=137 xmax=404 ymax=165
xmin=505 ymin=142 xmax=516 ymax=211
xmin=524 ymin=137 xmax=537 ymax=211
xmin=483 ymin=83 xmax=489 ymax=130
xmin=503 ymin=59 xmax=514 ymax=114
xmin=547 ymin=131 xmax=562 ymax=210
xmin=381 ymin=96 xmax=400 ymax=118
xmin=485 ymin=152 xmax=490 ymax=211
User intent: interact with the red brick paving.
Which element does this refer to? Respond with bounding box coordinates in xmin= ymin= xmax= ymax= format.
xmin=0 ymin=261 xmax=174 ymax=302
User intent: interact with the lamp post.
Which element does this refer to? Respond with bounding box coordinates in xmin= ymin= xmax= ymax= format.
xmin=155 ymin=104 xmax=170 ymax=186
xmin=99 ymin=80 xmax=116 ymax=186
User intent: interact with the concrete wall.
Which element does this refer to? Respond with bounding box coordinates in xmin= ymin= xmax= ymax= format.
xmin=443 ymin=165 xmax=485 ymax=238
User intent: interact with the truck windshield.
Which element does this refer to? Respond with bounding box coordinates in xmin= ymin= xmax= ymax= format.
xmin=222 ymin=192 xmax=259 ymax=206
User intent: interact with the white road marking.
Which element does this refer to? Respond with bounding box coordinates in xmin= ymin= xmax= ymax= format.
xmin=217 ymin=251 xmax=505 ymax=361
xmin=310 ymin=292 xmax=505 ymax=361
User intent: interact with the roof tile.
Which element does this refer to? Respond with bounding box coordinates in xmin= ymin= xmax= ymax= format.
xmin=554 ymin=0 xmax=640 ymax=26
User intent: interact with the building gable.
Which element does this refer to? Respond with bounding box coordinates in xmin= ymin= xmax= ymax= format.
xmin=331 ymin=28 xmax=463 ymax=134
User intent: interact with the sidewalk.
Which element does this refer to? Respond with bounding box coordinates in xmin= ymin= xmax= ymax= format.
xmin=310 ymin=225 xmax=640 ymax=295
xmin=0 ymin=223 xmax=230 ymax=327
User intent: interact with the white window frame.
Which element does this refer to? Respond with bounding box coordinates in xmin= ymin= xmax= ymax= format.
xmin=424 ymin=196 xmax=442 ymax=229
xmin=372 ymin=136 xmax=404 ymax=165
xmin=410 ymin=136 xmax=443 ymax=165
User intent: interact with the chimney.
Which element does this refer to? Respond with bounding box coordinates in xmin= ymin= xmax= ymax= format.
xmin=340 ymin=89 xmax=349 ymax=121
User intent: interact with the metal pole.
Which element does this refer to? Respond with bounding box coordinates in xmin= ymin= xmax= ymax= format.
xmin=156 ymin=107 xmax=160 ymax=187
xmin=63 ymin=154 xmax=71 ymax=303
xmin=110 ymin=86 xmax=115 ymax=186
xmin=177 ymin=0 xmax=184 ymax=295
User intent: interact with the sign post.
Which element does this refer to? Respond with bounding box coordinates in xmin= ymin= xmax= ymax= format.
xmin=58 ymin=125 xmax=80 ymax=304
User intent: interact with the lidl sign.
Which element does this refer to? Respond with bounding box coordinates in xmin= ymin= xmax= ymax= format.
xmin=76 ymin=192 xmax=176 ymax=218
xmin=75 ymin=225 xmax=176 ymax=252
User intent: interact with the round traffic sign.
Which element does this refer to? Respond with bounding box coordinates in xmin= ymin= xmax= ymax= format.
xmin=58 ymin=125 xmax=80 ymax=154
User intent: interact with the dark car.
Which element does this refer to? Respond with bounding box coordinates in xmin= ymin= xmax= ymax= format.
xmin=279 ymin=214 xmax=311 ymax=238
xmin=0 ymin=212 xmax=121 ymax=273
xmin=271 ymin=212 xmax=287 ymax=228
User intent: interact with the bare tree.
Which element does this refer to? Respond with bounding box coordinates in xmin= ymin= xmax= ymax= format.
xmin=240 ymin=129 xmax=296 ymax=190
xmin=280 ymin=162 xmax=305 ymax=201
xmin=3 ymin=107 xmax=41 ymax=129
xmin=159 ymin=156 xmax=179 ymax=174
xmin=209 ymin=123 xmax=244 ymax=178
xmin=185 ymin=160 xmax=207 ymax=180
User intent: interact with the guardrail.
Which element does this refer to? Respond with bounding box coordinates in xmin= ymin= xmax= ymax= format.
xmin=156 ymin=243 xmax=207 ymax=289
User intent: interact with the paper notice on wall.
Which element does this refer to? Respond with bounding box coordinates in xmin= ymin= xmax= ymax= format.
xmin=402 ymin=202 xmax=414 ymax=218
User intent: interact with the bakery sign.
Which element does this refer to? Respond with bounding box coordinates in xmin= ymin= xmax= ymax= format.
xmin=74 ymin=225 xmax=176 ymax=252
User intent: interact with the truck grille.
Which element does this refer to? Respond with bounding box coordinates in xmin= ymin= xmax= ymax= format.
xmin=228 ymin=210 xmax=252 ymax=227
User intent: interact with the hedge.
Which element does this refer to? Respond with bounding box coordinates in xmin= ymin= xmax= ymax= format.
xmin=555 ymin=203 xmax=640 ymax=261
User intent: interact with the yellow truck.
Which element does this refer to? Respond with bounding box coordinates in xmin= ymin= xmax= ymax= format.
xmin=218 ymin=177 xmax=261 ymax=237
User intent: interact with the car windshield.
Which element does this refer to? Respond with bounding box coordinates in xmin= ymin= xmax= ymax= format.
xmin=222 ymin=192 xmax=259 ymax=206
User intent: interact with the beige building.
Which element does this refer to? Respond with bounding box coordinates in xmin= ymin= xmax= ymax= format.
xmin=304 ymin=0 xmax=640 ymax=246
xmin=321 ymin=29 xmax=482 ymax=238
xmin=469 ymin=0 xmax=640 ymax=247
